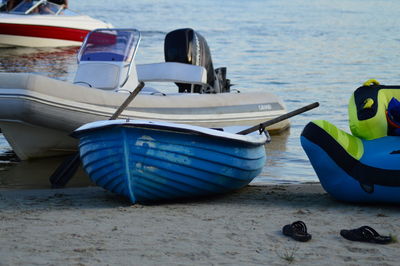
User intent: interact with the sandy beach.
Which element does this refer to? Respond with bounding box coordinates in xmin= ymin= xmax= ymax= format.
xmin=0 ymin=183 xmax=399 ymax=265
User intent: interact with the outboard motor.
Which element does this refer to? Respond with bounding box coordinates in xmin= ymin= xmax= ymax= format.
xmin=164 ymin=28 xmax=230 ymax=93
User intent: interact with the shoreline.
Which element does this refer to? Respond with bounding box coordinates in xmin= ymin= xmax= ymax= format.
xmin=1 ymin=183 xmax=399 ymax=265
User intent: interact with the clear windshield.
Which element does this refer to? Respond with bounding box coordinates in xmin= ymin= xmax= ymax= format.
xmin=78 ymin=29 xmax=141 ymax=63
xmin=11 ymin=0 xmax=64 ymax=15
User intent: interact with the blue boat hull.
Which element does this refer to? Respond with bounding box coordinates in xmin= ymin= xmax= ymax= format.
xmin=301 ymin=121 xmax=400 ymax=203
xmin=75 ymin=122 xmax=266 ymax=204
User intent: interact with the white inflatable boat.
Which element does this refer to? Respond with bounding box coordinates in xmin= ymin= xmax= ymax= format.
xmin=0 ymin=28 xmax=289 ymax=160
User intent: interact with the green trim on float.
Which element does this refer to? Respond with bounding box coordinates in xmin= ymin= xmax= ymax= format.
xmin=312 ymin=120 xmax=363 ymax=160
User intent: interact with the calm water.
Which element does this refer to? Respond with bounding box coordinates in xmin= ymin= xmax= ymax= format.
xmin=1 ymin=0 xmax=400 ymax=187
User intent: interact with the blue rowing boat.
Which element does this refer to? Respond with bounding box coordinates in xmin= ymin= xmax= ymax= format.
xmin=72 ymin=120 xmax=268 ymax=204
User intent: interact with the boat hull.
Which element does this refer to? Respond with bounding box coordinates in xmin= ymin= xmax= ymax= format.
xmin=0 ymin=73 xmax=289 ymax=160
xmin=301 ymin=120 xmax=400 ymax=204
xmin=0 ymin=14 xmax=112 ymax=47
xmin=0 ymin=30 xmax=84 ymax=47
xmin=74 ymin=121 xmax=267 ymax=204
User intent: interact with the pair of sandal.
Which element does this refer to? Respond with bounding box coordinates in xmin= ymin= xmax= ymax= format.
xmin=282 ymin=221 xmax=392 ymax=244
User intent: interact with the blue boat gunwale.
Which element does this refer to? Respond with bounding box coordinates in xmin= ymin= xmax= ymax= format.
xmin=72 ymin=119 xmax=268 ymax=146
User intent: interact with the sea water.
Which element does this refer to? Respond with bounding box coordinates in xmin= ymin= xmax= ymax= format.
xmin=1 ymin=0 xmax=400 ymax=187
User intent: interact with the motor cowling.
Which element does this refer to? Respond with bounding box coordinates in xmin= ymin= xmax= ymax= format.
xmin=164 ymin=28 xmax=230 ymax=93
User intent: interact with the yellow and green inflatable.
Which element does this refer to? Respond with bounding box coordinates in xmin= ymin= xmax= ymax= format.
xmin=301 ymin=80 xmax=400 ymax=203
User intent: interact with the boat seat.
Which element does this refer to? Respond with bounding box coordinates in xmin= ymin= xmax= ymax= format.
xmin=74 ymin=62 xmax=121 ymax=90
xmin=136 ymin=62 xmax=207 ymax=85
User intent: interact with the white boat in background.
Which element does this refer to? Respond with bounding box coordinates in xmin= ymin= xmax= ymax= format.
xmin=0 ymin=28 xmax=289 ymax=160
xmin=0 ymin=0 xmax=112 ymax=47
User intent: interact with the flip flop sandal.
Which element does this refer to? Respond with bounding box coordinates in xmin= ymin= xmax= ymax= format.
xmin=282 ymin=221 xmax=312 ymax=242
xmin=340 ymin=226 xmax=392 ymax=244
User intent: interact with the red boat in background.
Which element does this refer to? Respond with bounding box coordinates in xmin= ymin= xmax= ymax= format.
xmin=0 ymin=0 xmax=112 ymax=47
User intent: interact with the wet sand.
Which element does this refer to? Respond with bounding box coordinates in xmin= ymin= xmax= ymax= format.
xmin=1 ymin=183 xmax=399 ymax=265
